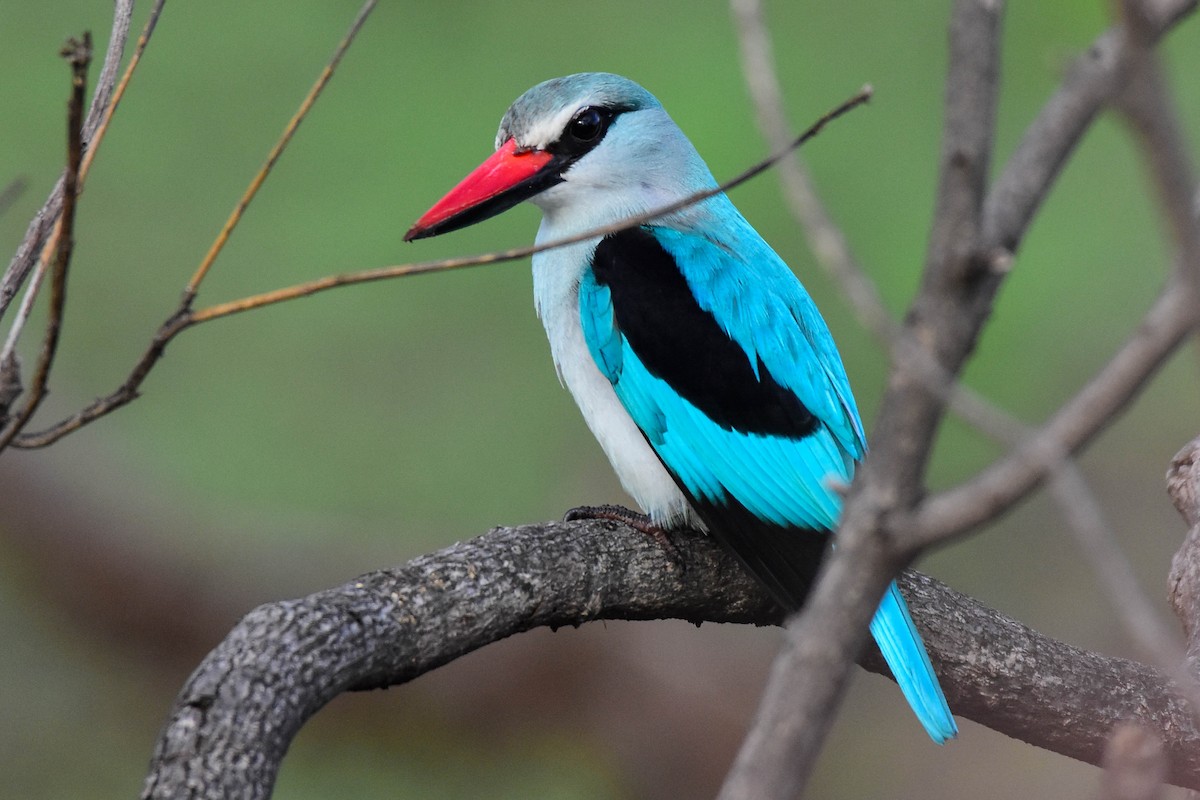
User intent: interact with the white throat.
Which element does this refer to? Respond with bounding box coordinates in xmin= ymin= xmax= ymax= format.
xmin=529 ymin=224 xmax=696 ymax=527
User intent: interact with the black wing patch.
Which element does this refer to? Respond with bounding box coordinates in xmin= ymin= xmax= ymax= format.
xmin=691 ymin=495 xmax=829 ymax=613
xmin=590 ymin=227 xmax=817 ymax=439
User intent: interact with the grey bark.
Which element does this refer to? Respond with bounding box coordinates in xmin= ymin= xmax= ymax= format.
xmin=141 ymin=518 xmax=1200 ymax=799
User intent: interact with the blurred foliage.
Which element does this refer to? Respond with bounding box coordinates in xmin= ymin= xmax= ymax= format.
xmin=1 ymin=1 xmax=1199 ymax=797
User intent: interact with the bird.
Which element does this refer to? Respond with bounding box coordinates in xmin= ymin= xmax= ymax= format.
xmin=404 ymin=72 xmax=956 ymax=743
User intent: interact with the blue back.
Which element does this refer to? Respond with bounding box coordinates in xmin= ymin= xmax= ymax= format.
xmin=578 ymin=215 xmax=957 ymax=743
xmin=580 ymin=208 xmax=864 ymax=528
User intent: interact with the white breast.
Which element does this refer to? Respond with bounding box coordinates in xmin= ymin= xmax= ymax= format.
xmin=531 ymin=235 xmax=696 ymax=527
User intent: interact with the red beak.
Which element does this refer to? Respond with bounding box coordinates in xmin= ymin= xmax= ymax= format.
xmin=404 ymin=138 xmax=557 ymax=241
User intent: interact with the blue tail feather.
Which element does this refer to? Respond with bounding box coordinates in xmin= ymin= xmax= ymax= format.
xmin=869 ymin=581 xmax=957 ymax=742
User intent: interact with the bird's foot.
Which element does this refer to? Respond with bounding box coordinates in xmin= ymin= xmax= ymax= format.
xmin=564 ymin=502 xmax=659 ymax=532
xmin=564 ymin=504 xmax=683 ymax=568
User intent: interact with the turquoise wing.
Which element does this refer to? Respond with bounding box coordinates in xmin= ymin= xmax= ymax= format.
xmin=578 ymin=221 xmax=956 ymax=743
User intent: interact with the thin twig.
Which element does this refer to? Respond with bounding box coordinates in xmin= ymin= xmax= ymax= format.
xmin=912 ymin=281 xmax=1197 ymax=544
xmin=981 ymin=0 xmax=1197 ymax=254
xmin=0 ymin=36 xmax=91 ymax=451
xmin=182 ymin=0 xmax=379 ymax=304
xmin=0 ymin=0 xmax=162 ymax=367
xmin=0 ymin=0 xmax=138 ymax=320
xmin=730 ymin=0 xmax=894 ymax=340
xmin=80 ymin=0 xmax=167 ymax=187
xmin=13 ymin=85 xmax=873 ymax=449
xmin=12 ymin=0 xmax=379 ymax=449
xmin=184 ymin=83 xmax=872 ymax=320
xmin=1114 ymin=42 xmax=1200 ymax=300
xmin=81 ymin=0 xmax=135 ymax=138
xmin=12 ymin=312 xmax=190 ymax=448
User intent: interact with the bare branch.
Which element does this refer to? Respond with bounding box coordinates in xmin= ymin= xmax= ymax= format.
xmin=902 ymin=570 xmax=1198 ymax=790
xmin=182 ymin=0 xmax=380 ymax=304
xmin=139 ymin=521 xmax=777 ymax=800
xmin=1114 ymin=46 xmax=1200 ymax=295
xmin=981 ymin=0 xmax=1197 ymax=254
xmin=912 ymin=280 xmax=1196 ymax=545
xmin=81 ymin=0 xmax=134 ymax=137
xmin=921 ymin=0 xmax=1003 ymax=283
xmin=141 ymin=519 xmax=1200 ymax=799
xmin=718 ymin=0 xmax=1199 ymax=793
xmin=730 ymin=0 xmax=1175 ymax=672
xmin=11 ymin=308 xmax=190 ymax=448
xmin=0 ymin=0 xmax=138 ymax=320
xmin=729 ymin=0 xmax=894 ymax=341
xmin=720 ymin=2 xmax=1007 ymax=795
xmin=0 ymin=35 xmax=91 ymax=450
xmin=915 ymin=25 xmax=1200 ymax=547
xmin=0 ymin=0 xmax=164 ymax=380
xmin=9 ymin=0 xmax=380 ymax=448
xmin=738 ymin=0 xmax=1186 ymax=688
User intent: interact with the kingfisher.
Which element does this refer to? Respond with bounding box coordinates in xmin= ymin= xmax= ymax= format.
xmin=404 ymin=72 xmax=956 ymax=742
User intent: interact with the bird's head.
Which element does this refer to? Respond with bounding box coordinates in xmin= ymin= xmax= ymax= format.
xmin=404 ymin=73 xmax=715 ymax=241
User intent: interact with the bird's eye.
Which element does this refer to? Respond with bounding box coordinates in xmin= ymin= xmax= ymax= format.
xmin=567 ymin=107 xmax=607 ymax=143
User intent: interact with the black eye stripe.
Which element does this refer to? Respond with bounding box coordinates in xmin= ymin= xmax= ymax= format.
xmin=548 ymin=104 xmax=630 ymax=160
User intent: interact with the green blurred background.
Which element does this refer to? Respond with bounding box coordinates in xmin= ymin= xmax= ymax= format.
xmin=1 ymin=1 xmax=1198 ymax=797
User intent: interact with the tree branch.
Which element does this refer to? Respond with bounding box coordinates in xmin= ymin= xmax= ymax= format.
xmin=907 ymin=0 xmax=1200 ymax=550
xmin=181 ymin=0 xmax=379 ymax=305
xmin=141 ymin=518 xmax=1200 ymax=799
xmin=729 ymin=0 xmax=1181 ymax=678
xmin=0 ymin=0 xmax=137 ymax=320
xmin=911 ymin=277 xmax=1197 ymax=546
xmin=719 ymin=2 xmax=1007 ymax=796
xmin=981 ymin=0 xmax=1197 ymax=255
xmin=721 ymin=0 xmax=1200 ymax=793
xmin=4 ymin=0 xmax=379 ymax=450
xmin=878 ymin=0 xmax=1005 ymax=500
xmin=0 ymin=35 xmax=91 ymax=448
xmin=1113 ymin=29 xmax=1200 ymax=293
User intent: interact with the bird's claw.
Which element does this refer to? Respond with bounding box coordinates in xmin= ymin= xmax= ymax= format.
xmin=564 ymin=503 xmax=685 ymax=570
